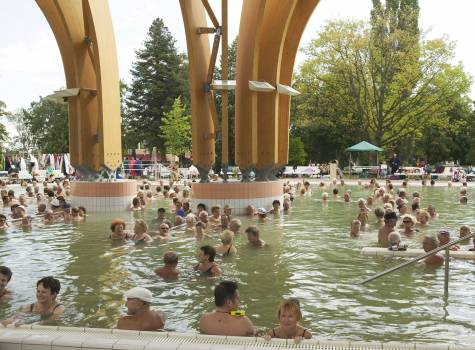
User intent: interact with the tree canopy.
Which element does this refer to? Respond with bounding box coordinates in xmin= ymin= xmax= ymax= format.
xmin=294 ymin=0 xmax=473 ymax=164
xmin=123 ymin=18 xmax=189 ymax=152
xmin=160 ymin=96 xmax=191 ymax=158
xmin=9 ymin=98 xmax=69 ymax=153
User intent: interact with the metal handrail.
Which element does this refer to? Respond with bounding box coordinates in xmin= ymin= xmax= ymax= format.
xmin=360 ymin=232 xmax=475 ymax=297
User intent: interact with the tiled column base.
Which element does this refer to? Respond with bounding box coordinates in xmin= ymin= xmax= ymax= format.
xmin=191 ymin=181 xmax=283 ymax=215
xmin=70 ymin=180 xmax=137 ymax=212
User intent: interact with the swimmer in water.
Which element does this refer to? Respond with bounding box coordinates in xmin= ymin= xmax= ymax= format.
xmin=246 ymin=226 xmax=266 ymax=247
xmin=131 ymin=220 xmax=152 ymax=243
xmin=193 ymin=245 xmax=222 ymax=277
xmin=2 ymin=276 xmax=65 ymax=326
xmin=422 ymin=236 xmax=444 ymax=267
xmin=215 ymin=230 xmax=237 ymax=256
xmin=0 ymin=214 xmax=9 ymax=230
xmin=109 ymin=219 xmax=131 ymax=240
xmin=0 ymin=266 xmax=13 ymax=301
xmin=399 ymin=215 xmax=418 ymax=237
xmin=154 ymin=251 xmax=180 ymax=280
xmin=266 ymin=298 xmax=312 ymax=342
xmin=350 ymin=219 xmax=361 ymax=238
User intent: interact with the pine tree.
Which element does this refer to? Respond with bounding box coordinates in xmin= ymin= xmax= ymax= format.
xmin=160 ymin=97 xmax=191 ymax=159
xmin=124 ymin=18 xmax=189 ymax=152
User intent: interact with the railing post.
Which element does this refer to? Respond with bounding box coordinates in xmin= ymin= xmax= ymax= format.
xmin=444 ymin=247 xmax=450 ymax=298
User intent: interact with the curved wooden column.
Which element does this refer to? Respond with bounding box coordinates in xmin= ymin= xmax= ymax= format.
xmin=277 ymin=0 xmax=320 ymax=167
xmin=255 ymin=0 xmax=298 ymax=172
xmin=234 ymin=0 xmax=266 ymax=171
xmin=36 ymin=0 xmax=121 ymax=172
xmin=180 ymin=0 xmax=215 ymax=172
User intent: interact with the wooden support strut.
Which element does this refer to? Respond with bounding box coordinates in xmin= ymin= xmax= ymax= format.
xmin=221 ymin=0 xmax=228 ymax=167
xmin=201 ymin=0 xmax=220 ymax=28
xmin=207 ymin=33 xmax=221 ymax=84
xmin=196 ymin=27 xmax=216 ymax=34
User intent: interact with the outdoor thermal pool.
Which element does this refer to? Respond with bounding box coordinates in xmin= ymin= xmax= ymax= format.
xmin=0 ymin=183 xmax=474 ymax=345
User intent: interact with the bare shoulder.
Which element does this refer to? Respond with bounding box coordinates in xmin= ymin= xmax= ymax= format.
xmin=239 ymin=316 xmax=256 ymax=335
xmin=116 ymin=315 xmax=133 ymax=330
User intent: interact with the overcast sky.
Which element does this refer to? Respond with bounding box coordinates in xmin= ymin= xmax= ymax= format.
xmin=1 ymin=0 xmax=474 ymax=116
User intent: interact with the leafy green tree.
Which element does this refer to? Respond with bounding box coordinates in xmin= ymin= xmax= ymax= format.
xmin=11 ymin=98 xmax=69 ymax=153
xmin=288 ymin=135 xmax=307 ymax=166
xmin=160 ymin=97 xmax=191 ymax=159
xmin=124 ymin=18 xmax=189 ymax=152
xmin=295 ymin=15 xmax=471 ymax=163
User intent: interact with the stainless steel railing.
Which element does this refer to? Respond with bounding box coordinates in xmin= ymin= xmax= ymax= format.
xmin=360 ymin=232 xmax=475 ymax=297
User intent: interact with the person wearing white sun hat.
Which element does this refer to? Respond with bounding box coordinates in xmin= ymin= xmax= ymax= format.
xmin=116 ymin=287 xmax=166 ymax=331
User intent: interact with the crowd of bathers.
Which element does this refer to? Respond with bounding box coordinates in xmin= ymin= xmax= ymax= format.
xmin=320 ymin=177 xmax=472 ymax=267
xmin=0 ymin=175 xmax=472 ymax=341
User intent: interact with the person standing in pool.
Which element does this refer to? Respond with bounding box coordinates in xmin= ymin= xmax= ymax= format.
xmin=199 ymin=281 xmax=255 ymax=336
xmin=0 ymin=266 xmax=12 ymax=301
xmin=266 ymin=298 xmax=312 ymax=342
xmin=2 ymin=276 xmax=65 ymax=326
xmin=194 ymin=246 xmax=222 ymax=277
xmin=422 ymin=236 xmax=444 ymax=267
xmin=117 ymin=287 xmax=166 ymax=331
xmin=378 ymin=211 xmax=398 ymax=247
xmin=154 ymin=251 xmax=180 ymax=279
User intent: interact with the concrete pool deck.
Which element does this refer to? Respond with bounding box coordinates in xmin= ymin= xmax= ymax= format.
xmin=0 ymin=325 xmax=469 ymax=350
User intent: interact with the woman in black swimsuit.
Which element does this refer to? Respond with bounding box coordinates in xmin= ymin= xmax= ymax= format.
xmin=266 ymin=298 xmax=312 ymax=341
xmin=214 ymin=230 xmax=237 ymax=256
xmin=3 ymin=276 xmax=65 ymax=326
xmin=193 ymin=245 xmax=222 ymax=277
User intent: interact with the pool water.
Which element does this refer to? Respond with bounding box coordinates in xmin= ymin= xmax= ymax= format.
xmin=1 ymin=183 xmax=474 ymax=345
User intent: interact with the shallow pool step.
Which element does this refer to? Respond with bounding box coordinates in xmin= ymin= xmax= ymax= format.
xmin=361 ymin=247 xmax=475 ymax=260
xmin=0 ymin=325 xmax=468 ymax=350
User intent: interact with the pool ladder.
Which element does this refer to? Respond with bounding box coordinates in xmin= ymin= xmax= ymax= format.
xmin=360 ymin=232 xmax=475 ymax=298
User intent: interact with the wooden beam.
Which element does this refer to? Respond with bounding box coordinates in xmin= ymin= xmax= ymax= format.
xmin=196 ymin=27 xmax=216 ymax=34
xmin=201 ymin=0 xmax=220 ymax=28
xmin=207 ymin=92 xmax=220 ymax=133
xmin=221 ymin=0 xmax=228 ymax=166
xmin=207 ymin=33 xmax=220 ymax=84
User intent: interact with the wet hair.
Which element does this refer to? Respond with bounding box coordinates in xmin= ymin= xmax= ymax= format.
xmin=156 ymin=186 xmax=162 ymax=193
xmin=37 ymin=276 xmax=61 ymax=296
xmin=411 ymin=202 xmax=420 ymax=211
xmin=245 ymin=225 xmax=259 ymax=237
xmin=0 ymin=214 xmax=7 ymax=221
xmin=158 ymin=207 xmax=166 ymax=214
xmin=78 ymin=206 xmax=86 ymax=215
xmin=132 ymin=197 xmax=140 ymax=206
xmin=277 ymin=298 xmax=302 ymax=321
xmin=332 ymin=188 xmax=338 ymax=195
xmin=163 ymin=251 xmax=178 ymax=266
xmin=272 ymin=200 xmax=281 ymax=206
xmin=134 ymin=219 xmax=148 ymax=233
xmin=110 ymin=219 xmax=126 ymax=232
xmin=214 ymin=281 xmax=238 ymax=307
xmin=0 ymin=266 xmax=12 ymax=281
xmin=200 ymin=245 xmax=216 ymax=262
xmin=220 ymin=230 xmax=234 ymax=245
xmin=384 ymin=211 xmax=397 ymax=222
